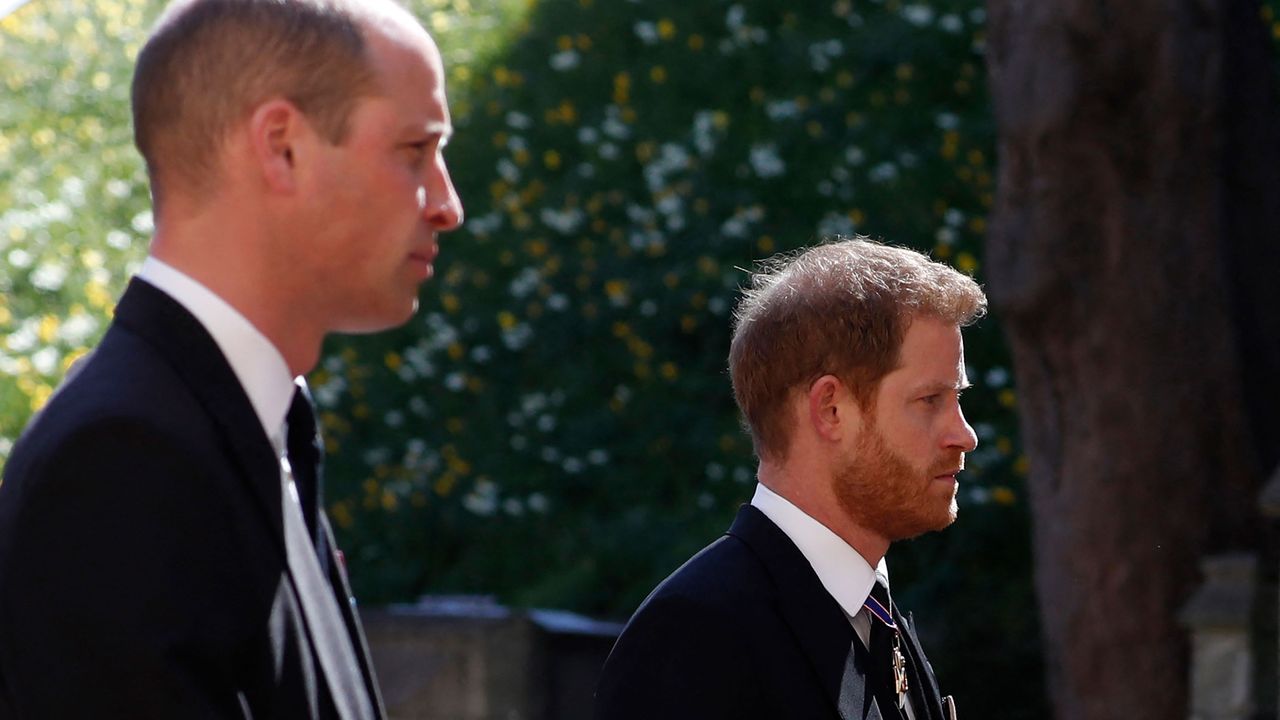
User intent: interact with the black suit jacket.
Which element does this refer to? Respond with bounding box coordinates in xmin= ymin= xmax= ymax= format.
xmin=594 ymin=505 xmax=947 ymax=720
xmin=0 ymin=279 xmax=384 ymax=719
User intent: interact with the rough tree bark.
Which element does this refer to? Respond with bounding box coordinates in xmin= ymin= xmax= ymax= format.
xmin=983 ymin=1 xmax=1280 ymax=718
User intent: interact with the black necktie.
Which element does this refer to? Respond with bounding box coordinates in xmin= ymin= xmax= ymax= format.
xmin=287 ymin=386 xmax=324 ymax=552
xmin=865 ymin=582 xmax=906 ymax=720
xmin=282 ymin=384 xmax=375 ymax=720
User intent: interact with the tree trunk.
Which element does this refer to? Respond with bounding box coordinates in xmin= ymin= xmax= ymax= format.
xmin=983 ymin=1 xmax=1280 ymax=718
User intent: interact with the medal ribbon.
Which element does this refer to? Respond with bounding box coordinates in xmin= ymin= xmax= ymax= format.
xmin=863 ymin=592 xmax=896 ymax=629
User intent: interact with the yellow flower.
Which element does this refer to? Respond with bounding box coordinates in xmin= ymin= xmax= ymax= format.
xmin=381 ymin=489 xmax=399 ymax=512
xmin=998 ymin=389 xmax=1017 ymax=409
xmin=37 ymin=315 xmax=60 ymax=343
xmin=659 ymin=362 xmax=678 ymax=380
xmin=657 ymin=18 xmax=676 ymax=40
xmin=498 ymin=311 xmax=517 ymax=330
xmin=687 ymin=34 xmax=704 ymax=50
xmin=956 ymin=251 xmax=979 ymax=275
xmin=543 ymin=150 xmax=561 ymax=170
xmin=613 ymin=72 xmax=631 ymax=105
xmin=330 ymin=501 xmax=354 ymax=529
xmin=649 ymin=66 xmax=667 ymax=84
xmin=384 ymin=352 xmax=402 ymax=371
xmin=991 ymin=487 xmax=1017 ymax=506
xmin=604 ymin=279 xmax=629 ymax=301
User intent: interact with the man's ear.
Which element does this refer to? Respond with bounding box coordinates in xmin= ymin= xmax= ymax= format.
xmin=247 ymin=99 xmax=306 ymax=195
xmin=807 ymin=374 xmax=862 ymax=443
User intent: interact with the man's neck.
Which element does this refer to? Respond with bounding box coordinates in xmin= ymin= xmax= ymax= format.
xmin=757 ymin=460 xmax=890 ymax=566
xmin=150 ymin=229 xmax=322 ymax=376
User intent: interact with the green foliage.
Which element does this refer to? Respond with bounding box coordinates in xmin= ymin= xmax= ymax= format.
xmin=316 ymin=0 xmax=1042 ymax=714
xmin=16 ymin=0 xmax=1229 ymax=715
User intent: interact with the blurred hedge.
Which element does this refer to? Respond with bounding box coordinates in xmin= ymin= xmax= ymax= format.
xmin=0 ymin=0 xmax=1149 ymax=715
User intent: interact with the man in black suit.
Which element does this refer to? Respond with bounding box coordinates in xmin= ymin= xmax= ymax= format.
xmin=0 ymin=0 xmax=462 ymax=717
xmin=595 ymin=239 xmax=985 ymax=720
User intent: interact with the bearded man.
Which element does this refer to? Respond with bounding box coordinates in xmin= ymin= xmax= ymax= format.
xmin=594 ymin=238 xmax=984 ymax=720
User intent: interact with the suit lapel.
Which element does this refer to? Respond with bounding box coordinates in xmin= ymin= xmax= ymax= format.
xmin=727 ymin=505 xmax=874 ymax=720
xmin=896 ymin=609 xmax=944 ymax=720
xmin=111 ymin=279 xmax=286 ymax=559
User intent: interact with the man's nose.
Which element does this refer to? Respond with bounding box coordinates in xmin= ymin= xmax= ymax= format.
xmin=423 ymin=165 xmax=464 ymax=231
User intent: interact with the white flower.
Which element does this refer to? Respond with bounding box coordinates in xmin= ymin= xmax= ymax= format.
xmin=985 ymin=366 xmax=1010 ymax=387
xmin=817 ymin=212 xmax=855 ymax=238
xmin=509 ymin=267 xmax=541 ymax=298
xmin=766 ymin=100 xmax=799 ymax=121
xmin=587 ymin=449 xmax=610 ymax=465
xmin=939 ymin=14 xmax=963 ymax=33
xmin=31 ymin=347 xmax=59 ymax=376
xmin=844 ymin=146 xmax=866 ymax=165
xmin=749 ymin=143 xmax=786 ymax=179
xmin=105 ymin=179 xmax=130 ymax=199
xmin=562 ymin=457 xmax=585 ymax=474
xmin=527 ymin=493 xmax=550 ymax=513
xmin=540 ymin=207 xmax=586 ymax=235
xmin=497 ymin=158 xmax=520 ymax=184
xmin=633 ymin=20 xmax=658 ymax=44
xmin=869 ymin=161 xmax=899 ymax=183
xmin=106 ymin=230 xmax=132 ymax=250
xmin=444 ymin=372 xmax=467 ymax=392
xmin=945 ymin=208 xmax=965 ymax=227
xmin=7 ymin=248 xmax=32 ymax=269
xmin=901 ymin=4 xmax=934 ymax=26
xmin=131 ymin=210 xmax=154 ymax=234
xmin=549 ymin=49 xmax=580 ymax=71
xmin=725 ymin=5 xmax=746 ymax=31
xmin=59 ymin=313 xmax=99 ymax=344
xmin=578 ymin=126 xmax=599 ymax=144
xmin=463 ymin=480 xmax=499 ymax=516
xmin=935 ymin=112 xmax=960 ymax=130
xmin=505 ymin=111 xmax=532 ymax=129
xmin=31 ymin=261 xmax=67 ymax=291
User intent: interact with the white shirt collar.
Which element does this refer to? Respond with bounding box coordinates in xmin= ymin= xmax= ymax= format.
xmin=137 ymin=256 xmax=296 ymax=445
xmin=750 ymin=482 xmax=890 ymax=620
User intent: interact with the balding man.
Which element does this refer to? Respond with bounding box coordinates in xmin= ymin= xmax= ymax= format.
xmin=0 ymin=1 xmax=462 ymax=717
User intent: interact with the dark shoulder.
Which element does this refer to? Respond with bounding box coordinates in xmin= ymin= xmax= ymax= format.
xmin=640 ymin=531 xmax=775 ymax=613
xmin=5 ymin=321 xmax=206 ymax=478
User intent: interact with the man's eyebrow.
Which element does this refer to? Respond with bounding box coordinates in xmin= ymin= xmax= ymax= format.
xmin=915 ymin=379 xmax=971 ymax=395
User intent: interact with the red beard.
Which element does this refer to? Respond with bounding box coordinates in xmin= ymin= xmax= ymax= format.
xmin=833 ymin=421 xmax=963 ymax=543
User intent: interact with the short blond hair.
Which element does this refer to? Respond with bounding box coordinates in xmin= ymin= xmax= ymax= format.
xmin=729 ymin=237 xmax=987 ymax=460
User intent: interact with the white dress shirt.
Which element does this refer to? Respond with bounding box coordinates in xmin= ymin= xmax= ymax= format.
xmin=136 ymin=256 xmax=296 ymax=445
xmin=751 ymin=482 xmax=917 ymax=719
